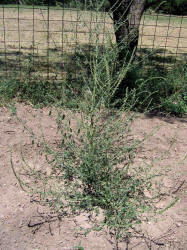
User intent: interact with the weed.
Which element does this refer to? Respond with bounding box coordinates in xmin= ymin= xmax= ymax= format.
xmin=11 ymin=37 xmax=178 ymax=249
xmin=73 ymin=241 xmax=84 ymax=250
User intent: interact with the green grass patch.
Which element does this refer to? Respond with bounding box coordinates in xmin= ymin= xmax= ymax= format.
xmin=0 ymin=75 xmax=66 ymax=107
xmin=133 ymin=62 xmax=187 ymax=116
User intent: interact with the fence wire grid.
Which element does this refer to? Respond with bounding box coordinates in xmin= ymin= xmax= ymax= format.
xmin=0 ymin=3 xmax=187 ymax=81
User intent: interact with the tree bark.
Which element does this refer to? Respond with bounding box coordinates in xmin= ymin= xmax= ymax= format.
xmin=109 ymin=0 xmax=147 ymax=62
xmin=129 ymin=0 xmax=147 ymax=52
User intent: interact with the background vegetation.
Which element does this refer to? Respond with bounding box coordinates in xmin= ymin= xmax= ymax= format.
xmin=1 ymin=0 xmax=187 ymax=14
xmin=1 ymin=49 xmax=187 ymax=116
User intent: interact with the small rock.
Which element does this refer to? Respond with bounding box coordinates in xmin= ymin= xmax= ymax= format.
xmin=0 ymin=214 xmax=5 ymax=219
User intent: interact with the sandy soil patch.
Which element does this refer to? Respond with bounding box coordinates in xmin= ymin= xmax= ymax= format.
xmin=0 ymin=103 xmax=186 ymax=249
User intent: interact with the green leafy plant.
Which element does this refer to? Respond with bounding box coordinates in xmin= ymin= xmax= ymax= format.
xmin=73 ymin=241 xmax=84 ymax=250
xmin=10 ymin=36 xmax=178 ymax=249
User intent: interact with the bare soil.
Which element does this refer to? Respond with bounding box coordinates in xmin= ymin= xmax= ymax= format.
xmin=0 ymin=103 xmax=187 ymax=250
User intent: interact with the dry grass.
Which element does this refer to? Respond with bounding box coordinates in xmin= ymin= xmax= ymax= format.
xmin=0 ymin=6 xmax=187 ymax=78
xmin=0 ymin=7 xmax=113 ymax=53
xmin=0 ymin=7 xmax=113 ymax=78
xmin=140 ymin=13 xmax=187 ymax=55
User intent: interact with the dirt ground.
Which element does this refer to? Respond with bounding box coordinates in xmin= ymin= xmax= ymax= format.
xmin=0 ymin=103 xmax=187 ymax=250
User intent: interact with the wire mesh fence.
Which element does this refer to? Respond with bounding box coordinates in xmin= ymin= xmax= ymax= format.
xmin=0 ymin=3 xmax=187 ymax=81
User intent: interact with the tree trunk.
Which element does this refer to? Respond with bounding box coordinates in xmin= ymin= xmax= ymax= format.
xmin=129 ymin=0 xmax=147 ymax=53
xmin=109 ymin=0 xmax=147 ymax=62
